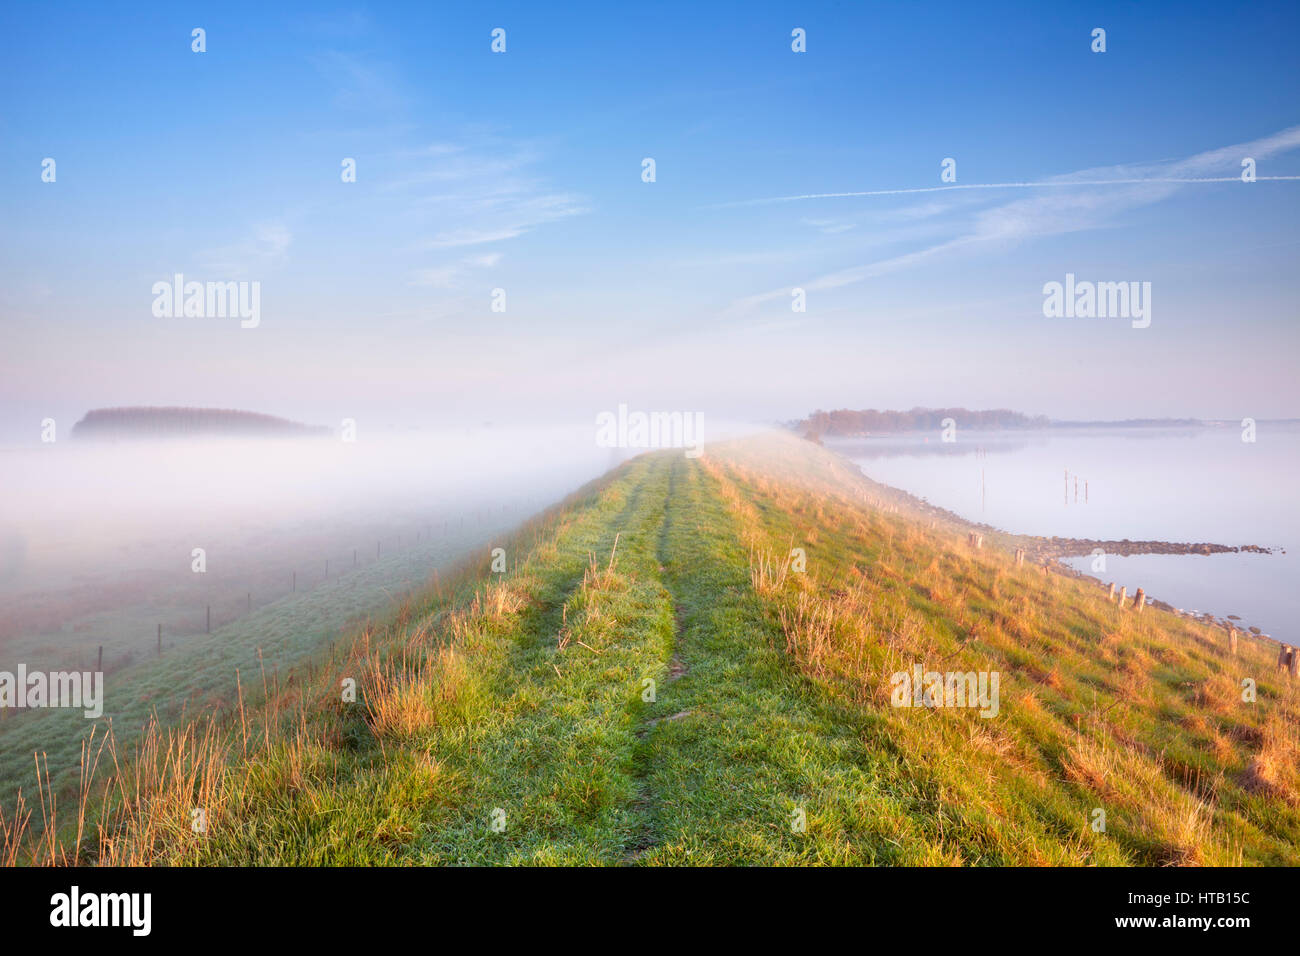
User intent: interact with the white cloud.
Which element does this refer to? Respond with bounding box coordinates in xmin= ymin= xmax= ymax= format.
xmin=410 ymin=252 xmax=503 ymax=289
xmin=200 ymin=222 xmax=293 ymax=276
xmin=725 ymin=126 xmax=1300 ymax=316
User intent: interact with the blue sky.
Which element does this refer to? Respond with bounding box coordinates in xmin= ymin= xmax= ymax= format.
xmin=2 ymin=0 xmax=1298 ymax=437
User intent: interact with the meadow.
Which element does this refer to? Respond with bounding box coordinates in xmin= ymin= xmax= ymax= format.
xmin=2 ymin=433 xmax=1295 ymax=865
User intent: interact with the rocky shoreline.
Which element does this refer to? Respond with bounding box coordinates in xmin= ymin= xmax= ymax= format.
xmin=1025 ymin=538 xmax=1276 ymax=559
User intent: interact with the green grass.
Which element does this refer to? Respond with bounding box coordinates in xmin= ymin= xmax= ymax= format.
xmin=5 ymin=433 xmax=1297 ymax=866
xmin=0 ymin=517 xmax=518 ymax=809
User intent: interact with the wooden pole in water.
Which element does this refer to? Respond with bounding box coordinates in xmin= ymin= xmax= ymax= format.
xmin=1133 ymin=588 xmax=1145 ymax=612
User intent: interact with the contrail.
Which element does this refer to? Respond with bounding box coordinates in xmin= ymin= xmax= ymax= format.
xmin=714 ymin=176 xmax=1300 ymax=207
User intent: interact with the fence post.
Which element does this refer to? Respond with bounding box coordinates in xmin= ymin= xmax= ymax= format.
xmin=206 ymin=604 xmax=211 ymax=633
xmin=1132 ymin=588 xmax=1145 ymax=613
xmin=157 ymin=623 xmax=162 ymax=656
xmin=292 ymin=572 xmax=296 ymax=592
xmin=1279 ymin=644 xmax=1293 ymax=674
xmin=97 ymin=645 xmax=103 ymax=670
xmin=1228 ymin=627 xmax=1238 ymax=656
xmin=1118 ymin=586 xmax=1127 ymax=606
xmin=1107 ymin=582 xmax=1115 ymax=602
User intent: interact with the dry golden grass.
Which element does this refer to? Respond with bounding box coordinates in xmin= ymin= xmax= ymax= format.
xmin=703 ymin=431 xmax=1300 ymax=865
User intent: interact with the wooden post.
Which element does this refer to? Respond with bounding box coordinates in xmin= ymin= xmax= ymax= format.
xmin=1015 ymin=548 xmax=1024 ymax=566
xmin=206 ymin=604 xmax=211 ymax=632
xmin=1107 ymin=582 xmax=1116 ymax=602
xmin=1118 ymin=586 xmax=1127 ymax=606
xmin=97 ymin=645 xmax=103 ymax=670
xmin=1290 ymin=648 xmax=1299 ymax=680
xmin=292 ymin=572 xmax=296 ymax=592
xmin=1228 ymin=627 xmax=1238 ymax=656
xmin=157 ymin=623 xmax=162 ymax=656
xmin=1132 ymin=588 xmax=1145 ymax=613
xmin=1279 ymin=644 xmax=1293 ymax=674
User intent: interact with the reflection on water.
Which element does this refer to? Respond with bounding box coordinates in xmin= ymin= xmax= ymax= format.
xmin=834 ymin=425 xmax=1298 ymax=643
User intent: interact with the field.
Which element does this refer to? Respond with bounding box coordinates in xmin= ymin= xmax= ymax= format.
xmin=0 ymin=506 xmax=526 ymax=809
xmin=3 ymin=432 xmax=1297 ymax=865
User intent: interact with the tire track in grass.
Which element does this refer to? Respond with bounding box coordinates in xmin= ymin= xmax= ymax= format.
xmin=348 ymin=457 xmax=665 ymax=868
xmin=623 ymin=455 xmax=689 ymax=862
xmin=406 ymin=454 xmax=692 ymax=865
xmin=632 ymin=455 xmax=887 ymax=865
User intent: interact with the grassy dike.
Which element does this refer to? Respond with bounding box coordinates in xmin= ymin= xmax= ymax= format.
xmin=4 ymin=433 xmax=1297 ymax=865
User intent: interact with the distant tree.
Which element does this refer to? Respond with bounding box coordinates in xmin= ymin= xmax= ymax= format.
xmin=792 ymin=407 xmax=1051 ymax=437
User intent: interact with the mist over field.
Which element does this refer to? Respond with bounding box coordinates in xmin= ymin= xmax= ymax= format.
xmin=0 ymin=425 xmax=626 ymax=663
xmin=1 ymin=426 xmax=612 ymax=596
xmin=0 ymin=1 xmax=1297 ymax=913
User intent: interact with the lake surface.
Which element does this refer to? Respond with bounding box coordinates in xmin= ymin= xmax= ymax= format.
xmin=832 ymin=425 xmax=1298 ymax=644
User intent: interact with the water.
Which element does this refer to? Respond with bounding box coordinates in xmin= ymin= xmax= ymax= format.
xmin=832 ymin=425 xmax=1298 ymax=643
